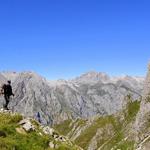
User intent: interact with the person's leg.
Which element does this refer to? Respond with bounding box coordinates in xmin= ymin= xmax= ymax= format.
xmin=4 ymin=95 xmax=7 ymax=109
xmin=4 ymin=95 xmax=9 ymax=110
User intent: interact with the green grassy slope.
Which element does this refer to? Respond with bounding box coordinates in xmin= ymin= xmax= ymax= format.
xmin=54 ymin=100 xmax=140 ymax=150
xmin=0 ymin=112 xmax=81 ymax=150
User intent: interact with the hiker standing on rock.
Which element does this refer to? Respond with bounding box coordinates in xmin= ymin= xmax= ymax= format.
xmin=1 ymin=80 xmax=14 ymax=110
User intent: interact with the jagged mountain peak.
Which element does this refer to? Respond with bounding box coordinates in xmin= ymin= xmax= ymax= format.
xmin=13 ymin=71 xmax=47 ymax=84
xmin=1 ymin=71 xmax=45 ymax=84
xmin=81 ymin=71 xmax=107 ymax=76
xmin=0 ymin=68 xmax=148 ymax=150
xmin=72 ymin=72 xmax=145 ymax=90
xmin=73 ymin=71 xmax=110 ymax=83
xmin=1 ymin=71 xmax=19 ymax=83
xmin=0 ymin=70 xmax=145 ymax=126
xmin=17 ymin=71 xmax=43 ymax=78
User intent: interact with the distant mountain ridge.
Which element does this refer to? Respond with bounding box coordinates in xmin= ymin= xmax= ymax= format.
xmin=0 ymin=71 xmax=145 ymax=125
xmin=53 ymin=62 xmax=150 ymax=150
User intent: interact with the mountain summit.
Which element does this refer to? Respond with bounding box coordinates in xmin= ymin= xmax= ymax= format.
xmin=73 ymin=72 xmax=110 ymax=83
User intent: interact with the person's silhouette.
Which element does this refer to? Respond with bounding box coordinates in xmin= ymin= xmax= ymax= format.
xmin=2 ymin=80 xmax=14 ymax=110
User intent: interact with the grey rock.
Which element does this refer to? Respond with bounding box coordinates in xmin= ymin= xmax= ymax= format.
xmin=0 ymin=73 xmax=7 ymax=106
xmin=49 ymin=141 xmax=55 ymax=149
xmin=0 ymin=108 xmax=12 ymax=114
xmin=1 ymin=71 xmax=19 ymax=82
xmin=0 ymin=73 xmax=7 ymax=84
xmin=134 ymin=62 xmax=150 ymax=143
xmin=19 ymin=118 xmax=35 ymax=132
xmin=42 ymin=126 xmax=55 ymax=136
xmin=0 ymin=71 xmax=144 ymax=125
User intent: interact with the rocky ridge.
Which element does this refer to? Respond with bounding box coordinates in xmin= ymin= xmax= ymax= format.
xmin=133 ymin=62 xmax=150 ymax=149
xmin=53 ymin=62 xmax=150 ymax=150
xmin=0 ymin=71 xmax=144 ymax=125
xmin=54 ymin=97 xmax=140 ymax=150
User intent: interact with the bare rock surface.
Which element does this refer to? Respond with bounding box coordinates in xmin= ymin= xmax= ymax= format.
xmin=0 ymin=71 xmax=144 ymax=125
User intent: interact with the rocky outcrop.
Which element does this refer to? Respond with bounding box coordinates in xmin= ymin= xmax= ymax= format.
xmin=134 ymin=63 xmax=150 ymax=140
xmin=19 ymin=118 xmax=35 ymax=132
xmin=54 ymin=99 xmax=140 ymax=150
xmin=0 ymin=109 xmax=82 ymax=150
xmin=143 ymin=63 xmax=150 ymax=97
xmin=128 ymin=62 xmax=150 ymax=150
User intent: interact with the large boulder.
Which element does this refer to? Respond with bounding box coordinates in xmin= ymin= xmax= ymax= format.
xmin=19 ymin=118 xmax=35 ymax=132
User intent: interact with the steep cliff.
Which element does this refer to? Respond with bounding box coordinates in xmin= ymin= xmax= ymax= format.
xmin=133 ymin=62 xmax=150 ymax=149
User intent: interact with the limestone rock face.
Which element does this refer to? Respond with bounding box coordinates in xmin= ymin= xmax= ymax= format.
xmin=0 ymin=73 xmax=7 ymax=108
xmin=19 ymin=118 xmax=35 ymax=132
xmin=0 ymin=73 xmax=6 ymax=84
xmin=0 ymin=71 xmax=144 ymax=125
xmin=1 ymin=71 xmax=19 ymax=82
xmin=143 ymin=63 xmax=150 ymax=97
xmin=134 ymin=62 xmax=150 ymax=142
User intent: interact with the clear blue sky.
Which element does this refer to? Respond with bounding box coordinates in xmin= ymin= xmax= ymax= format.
xmin=0 ymin=0 xmax=150 ymax=79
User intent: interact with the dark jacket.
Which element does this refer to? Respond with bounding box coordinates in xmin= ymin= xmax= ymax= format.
xmin=2 ymin=84 xmax=13 ymax=96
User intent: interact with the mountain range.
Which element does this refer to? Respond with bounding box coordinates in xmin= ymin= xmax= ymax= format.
xmin=53 ymin=62 xmax=150 ymax=150
xmin=0 ymin=71 xmax=144 ymax=125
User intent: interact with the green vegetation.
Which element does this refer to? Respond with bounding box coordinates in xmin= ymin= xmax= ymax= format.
xmin=0 ymin=113 xmax=80 ymax=150
xmin=56 ymin=144 xmax=78 ymax=150
xmin=54 ymin=119 xmax=87 ymax=137
xmin=0 ymin=113 xmax=51 ymax=150
xmin=101 ymin=99 xmax=140 ymax=150
xmin=123 ymin=96 xmax=141 ymax=123
xmin=54 ymin=98 xmax=141 ymax=150
xmin=74 ymin=116 xmax=115 ymax=149
xmin=53 ymin=120 xmax=72 ymax=136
